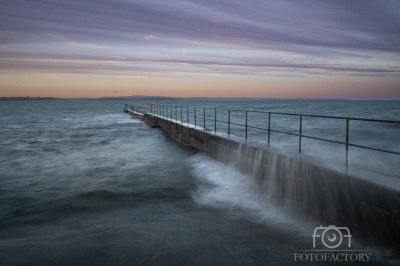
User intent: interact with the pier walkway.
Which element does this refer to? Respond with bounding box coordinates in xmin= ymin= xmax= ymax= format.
xmin=124 ymin=104 xmax=400 ymax=251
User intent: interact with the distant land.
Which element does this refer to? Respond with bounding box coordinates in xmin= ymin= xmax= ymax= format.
xmin=99 ymin=95 xmax=352 ymax=101
xmin=0 ymin=97 xmax=62 ymax=101
xmin=98 ymin=95 xmax=172 ymax=100
xmin=0 ymin=95 xmax=360 ymax=101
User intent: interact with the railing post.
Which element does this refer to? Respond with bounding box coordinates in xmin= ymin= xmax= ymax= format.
xmin=181 ymin=106 xmax=183 ymax=124
xmin=204 ymin=108 xmax=206 ymax=131
xmin=346 ymin=118 xmax=349 ymax=165
xmin=170 ymin=105 xmax=172 ymax=120
xmin=228 ymin=109 xmax=230 ymax=135
xmin=175 ymin=105 xmax=177 ymax=121
xmin=268 ymin=112 xmax=271 ymax=145
xmin=194 ymin=107 xmax=196 ymax=128
xmin=215 ymin=108 xmax=217 ymax=133
xmin=245 ymin=110 xmax=248 ymax=139
xmin=299 ymin=115 xmax=302 ymax=153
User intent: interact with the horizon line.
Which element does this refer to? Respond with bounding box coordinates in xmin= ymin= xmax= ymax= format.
xmin=2 ymin=95 xmax=399 ymax=101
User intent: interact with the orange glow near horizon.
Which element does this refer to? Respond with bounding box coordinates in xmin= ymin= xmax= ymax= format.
xmin=1 ymin=72 xmax=399 ymax=100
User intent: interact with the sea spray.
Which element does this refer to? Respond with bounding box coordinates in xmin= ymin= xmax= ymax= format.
xmin=187 ymin=154 xmax=302 ymax=230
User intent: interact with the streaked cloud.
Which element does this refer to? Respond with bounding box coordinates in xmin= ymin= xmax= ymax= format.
xmin=1 ymin=51 xmax=398 ymax=78
xmin=2 ymin=0 xmax=399 ymax=51
xmin=0 ymin=0 xmax=399 ymax=98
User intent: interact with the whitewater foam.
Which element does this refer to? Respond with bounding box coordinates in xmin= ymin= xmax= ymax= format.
xmin=188 ymin=154 xmax=307 ymax=232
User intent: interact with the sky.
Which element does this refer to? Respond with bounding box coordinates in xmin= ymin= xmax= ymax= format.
xmin=1 ymin=0 xmax=400 ymax=99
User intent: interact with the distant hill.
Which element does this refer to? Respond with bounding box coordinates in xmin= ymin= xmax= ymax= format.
xmin=98 ymin=95 xmax=294 ymax=101
xmin=98 ymin=95 xmax=172 ymax=100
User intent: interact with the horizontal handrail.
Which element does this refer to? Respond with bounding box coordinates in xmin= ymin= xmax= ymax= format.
xmin=151 ymin=104 xmax=400 ymax=124
xmin=125 ymin=103 xmax=400 ymax=165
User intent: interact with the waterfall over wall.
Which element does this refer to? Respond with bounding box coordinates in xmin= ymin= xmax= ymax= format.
xmin=203 ymin=135 xmax=400 ymax=247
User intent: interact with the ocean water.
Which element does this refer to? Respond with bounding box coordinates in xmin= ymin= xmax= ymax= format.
xmin=0 ymin=98 xmax=399 ymax=265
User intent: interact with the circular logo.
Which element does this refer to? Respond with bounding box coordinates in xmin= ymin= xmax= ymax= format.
xmin=321 ymin=228 xmax=343 ymax=248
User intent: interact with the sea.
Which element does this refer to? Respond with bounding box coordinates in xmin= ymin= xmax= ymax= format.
xmin=0 ymin=97 xmax=399 ymax=265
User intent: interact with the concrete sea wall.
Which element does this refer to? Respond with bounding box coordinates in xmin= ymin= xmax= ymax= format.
xmin=125 ymin=109 xmax=400 ymax=251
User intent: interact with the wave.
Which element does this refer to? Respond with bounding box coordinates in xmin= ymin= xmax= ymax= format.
xmin=79 ymin=187 xmax=188 ymax=202
xmin=0 ymin=187 xmax=190 ymax=228
xmin=188 ymin=154 xmax=304 ymax=231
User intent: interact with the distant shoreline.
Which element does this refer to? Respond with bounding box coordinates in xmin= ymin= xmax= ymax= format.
xmin=0 ymin=97 xmax=62 ymax=101
xmin=2 ymin=95 xmax=398 ymax=101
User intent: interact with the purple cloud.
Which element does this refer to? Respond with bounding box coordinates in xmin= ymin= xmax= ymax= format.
xmin=1 ymin=0 xmax=400 ymax=79
xmin=1 ymin=0 xmax=399 ymax=52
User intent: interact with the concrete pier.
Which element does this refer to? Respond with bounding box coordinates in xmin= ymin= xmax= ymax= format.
xmin=124 ymin=108 xmax=400 ymax=251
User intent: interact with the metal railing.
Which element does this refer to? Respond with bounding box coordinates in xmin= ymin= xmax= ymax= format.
xmin=125 ymin=104 xmax=152 ymax=114
xmin=125 ymin=103 xmax=400 ymax=165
